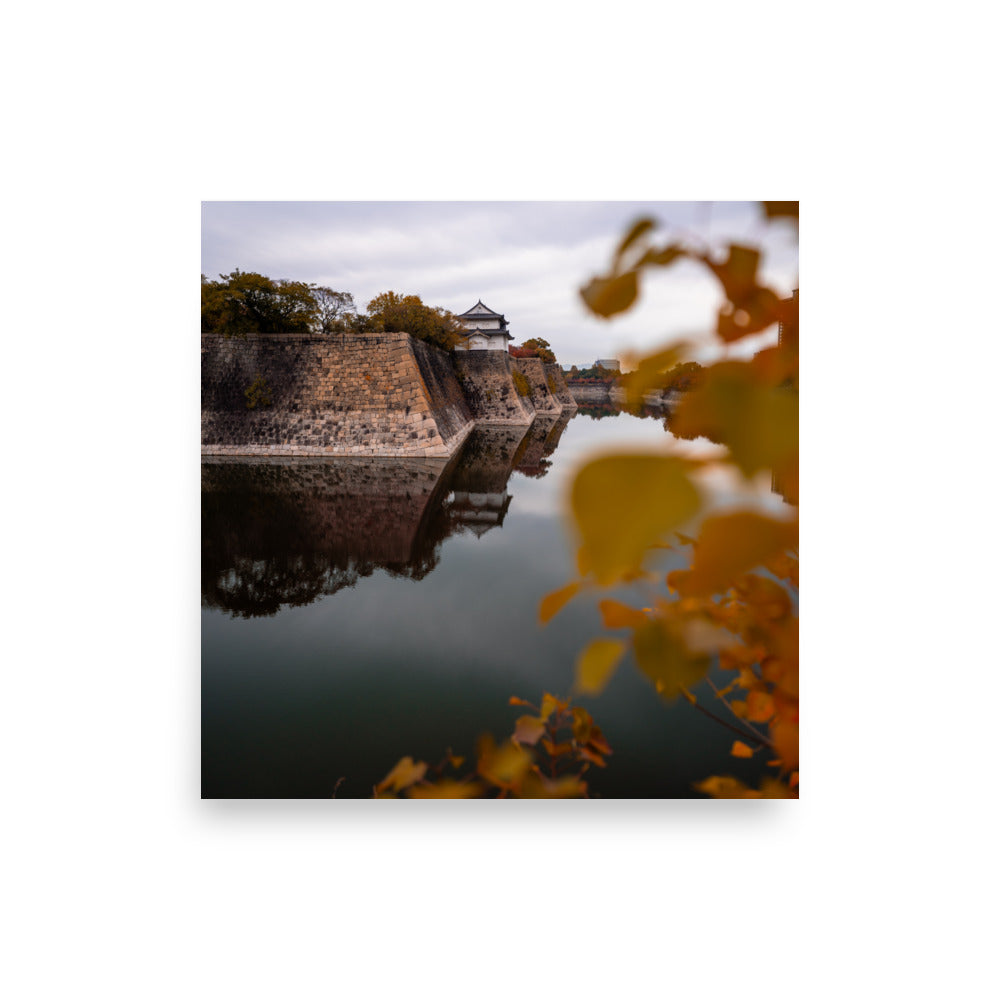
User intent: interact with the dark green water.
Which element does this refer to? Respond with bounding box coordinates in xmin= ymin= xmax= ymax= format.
xmin=201 ymin=411 xmax=785 ymax=798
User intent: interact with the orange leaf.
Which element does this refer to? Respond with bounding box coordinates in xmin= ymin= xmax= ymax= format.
xmin=540 ymin=693 xmax=567 ymax=720
xmin=599 ymin=599 xmax=647 ymax=629
xmin=407 ymin=780 xmax=484 ymax=799
xmin=539 ymin=581 xmax=581 ymax=624
xmin=477 ymin=736 xmax=533 ymax=788
xmin=577 ymin=747 xmax=607 ymax=768
xmin=513 ymin=715 xmax=547 ymax=747
xmin=676 ymin=512 xmax=798 ymax=598
xmin=762 ymin=201 xmax=798 ymax=221
xmin=771 ymin=720 xmax=799 ymax=770
xmin=745 ymin=690 xmax=775 ymax=723
xmin=694 ymin=775 xmax=761 ymax=799
xmin=731 ymin=740 xmax=754 ymax=758
xmin=580 ymin=270 xmax=639 ymax=318
xmin=376 ymin=756 xmax=428 ymax=795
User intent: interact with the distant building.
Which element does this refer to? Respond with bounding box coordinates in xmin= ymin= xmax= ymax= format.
xmin=594 ymin=358 xmax=621 ymax=372
xmin=454 ymin=300 xmax=514 ymax=351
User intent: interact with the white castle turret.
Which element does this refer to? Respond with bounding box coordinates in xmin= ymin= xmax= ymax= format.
xmin=454 ymin=300 xmax=514 ymax=351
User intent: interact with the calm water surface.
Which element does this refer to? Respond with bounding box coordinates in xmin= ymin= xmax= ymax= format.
xmin=202 ymin=411 xmax=787 ymax=798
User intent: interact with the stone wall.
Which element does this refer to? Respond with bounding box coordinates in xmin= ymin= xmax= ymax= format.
xmin=201 ymin=331 xmax=474 ymax=457
xmin=452 ymin=351 xmax=536 ymax=424
xmin=544 ymin=363 xmax=578 ymax=412
xmin=511 ymin=357 xmax=563 ymax=415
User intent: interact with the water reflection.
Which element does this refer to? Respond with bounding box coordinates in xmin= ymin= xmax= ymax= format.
xmin=513 ymin=412 xmax=571 ymax=478
xmin=201 ymin=422 xmax=543 ymax=617
xmin=202 ymin=402 xmax=795 ymax=620
xmin=202 ymin=410 xmax=790 ymax=797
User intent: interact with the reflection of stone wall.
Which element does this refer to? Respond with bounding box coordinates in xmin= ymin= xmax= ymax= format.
xmin=452 ymin=351 xmax=536 ymax=424
xmin=544 ymin=363 xmax=578 ymax=411
xmin=201 ymin=456 xmax=456 ymax=616
xmin=511 ymin=357 xmax=562 ymax=414
xmin=568 ymin=383 xmax=611 ymax=403
xmin=448 ymin=424 xmax=531 ymax=495
xmin=445 ymin=424 xmax=529 ymax=538
xmin=514 ymin=413 xmax=560 ymax=477
xmin=542 ymin=412 xmax=572 ymax=455
xmin=202 ymin=331 xmax=473 ymax=458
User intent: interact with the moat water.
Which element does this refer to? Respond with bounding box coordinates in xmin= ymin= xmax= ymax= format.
xmin=202 ymin=410 xmax=791 ymax=798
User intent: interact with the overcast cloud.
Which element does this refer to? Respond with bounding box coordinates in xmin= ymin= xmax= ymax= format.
xmin=201 ymin=201 xmax=798 ymax=368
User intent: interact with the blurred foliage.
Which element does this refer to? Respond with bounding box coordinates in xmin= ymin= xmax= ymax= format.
xmin=376 ymin=201 xmax=797 ymax=799
xmin=547 ymin=201 xmax=799 ymax=798
xmin=372 ymin=694 xmax=610 ymax=798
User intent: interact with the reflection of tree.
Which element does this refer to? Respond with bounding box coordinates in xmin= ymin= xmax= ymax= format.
xmin=201 ymin=459 xmax=455 ymax=617
xmin=577 ymin=399 xmax=670 ymax=421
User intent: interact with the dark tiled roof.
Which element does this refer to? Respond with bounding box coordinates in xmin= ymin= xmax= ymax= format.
xmin=459 ymin=299 xmax=504 ymax=319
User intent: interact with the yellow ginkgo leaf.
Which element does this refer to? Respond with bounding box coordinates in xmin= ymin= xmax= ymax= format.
xmin=633 ymin=619 xmax=710 ymax=700
xmin=670 ymin=362 xmax=797 ymax=478
xmin=575 ymin=638 xmax=627 ymax=696
xmin=571 ymin=454 xmax=700 ymax=585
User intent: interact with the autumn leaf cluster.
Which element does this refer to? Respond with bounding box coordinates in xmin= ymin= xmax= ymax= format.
xmin=544 ymin=202 xmax=799 ymax=797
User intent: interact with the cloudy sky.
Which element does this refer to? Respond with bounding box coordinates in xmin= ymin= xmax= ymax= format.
xmin=202 ymin=201 xmax=798 ymax=368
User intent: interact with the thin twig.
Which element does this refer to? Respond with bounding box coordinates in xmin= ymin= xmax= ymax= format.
xmin=705 ymin=677 xmax=775 ymax=747
xmin=690 ymin=700 xmax=773 ymax=749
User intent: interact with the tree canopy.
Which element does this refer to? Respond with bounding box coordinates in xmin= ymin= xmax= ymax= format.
xmin=365 ymin=291 xmax=465 ymax=352
xmin=201 ymin=270 xmax=320 ymax=336
xmin=517 ymin=338 xmax=557 ymax=363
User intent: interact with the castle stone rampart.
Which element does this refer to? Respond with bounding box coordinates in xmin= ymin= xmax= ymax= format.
xmin=201 ymin=331 xmax=474 ymax=458
xmin=452 ymin=351 xmax=536 ymax=424
xmin=511 ymin=357 xmax=563 ymax=415
xmin=544 ymin=363 xmax=578 ymax=412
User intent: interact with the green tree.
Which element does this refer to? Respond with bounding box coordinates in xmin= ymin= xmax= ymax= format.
xmin=311 ymin=287 xmax=356 ymax=334
xmin=365 ymin=291 xmax=465 ymax=352
xmin=201 ymin=270 xmax=318 ymax=336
